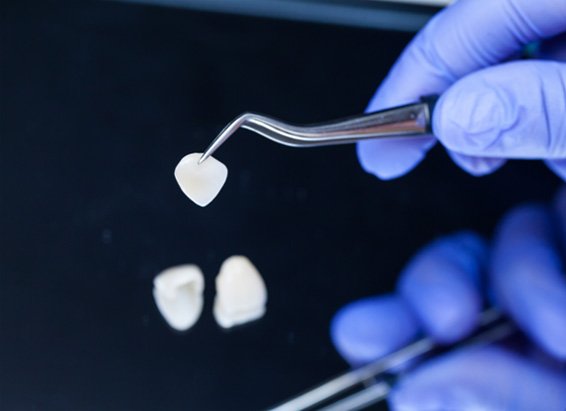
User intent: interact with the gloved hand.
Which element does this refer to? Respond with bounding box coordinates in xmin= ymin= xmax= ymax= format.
xmin=359 ymin=0 xmax=566 ymax=180
xmin=330 ymin=188 xmax=566 ymax=410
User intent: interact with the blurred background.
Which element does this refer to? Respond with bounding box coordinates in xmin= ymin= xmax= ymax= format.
xmin=0 ymin=1 xmax=561 ymax=410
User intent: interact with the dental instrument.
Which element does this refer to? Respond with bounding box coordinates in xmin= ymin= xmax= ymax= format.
xmin=198 ymin=97 xmax=438 ymax=164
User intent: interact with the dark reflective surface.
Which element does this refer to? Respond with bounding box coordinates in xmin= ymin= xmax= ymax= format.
xmin=0 ymin=2 xmax=560 ymax=410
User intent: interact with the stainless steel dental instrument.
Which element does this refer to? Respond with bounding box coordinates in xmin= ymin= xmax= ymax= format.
xmin=199 ymin=97 xmax=438 ymax=164
xmin=269 ymin=308 xmax=516 ymax=411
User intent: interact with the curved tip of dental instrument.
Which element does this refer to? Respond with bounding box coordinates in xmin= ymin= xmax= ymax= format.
xmin=198 ymin=113 xmax=255 ymax=164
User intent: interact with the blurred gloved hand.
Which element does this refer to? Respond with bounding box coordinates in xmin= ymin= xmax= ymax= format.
xmin=359 ymin=0 xmax=566 ymax=180
xmin=331 ymin=188 xmax=566 ymax=410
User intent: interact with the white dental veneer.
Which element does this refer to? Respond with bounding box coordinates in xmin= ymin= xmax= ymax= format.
xmin=174 ymin=152 xmax=228 ymax=207
xmin=214 ymin=256 xmax=267 ymax=329
xmin=153 ymin=264 xmax=204 ymax=331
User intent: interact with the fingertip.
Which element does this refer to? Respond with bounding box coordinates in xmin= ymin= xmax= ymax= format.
xmin=447 ymin=151 xmax=506 ymax=176
xmin=398 ymin=232 xmax=487 ymax=343
xmin=330 ymin=294 xmax=419 ymax=366
xmin=405 ymin=283 xmax=481 ymax=344
xmin=356 ymin=138 xmax=435 ymax=181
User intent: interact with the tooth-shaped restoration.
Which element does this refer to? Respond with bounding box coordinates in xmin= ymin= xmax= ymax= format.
xmin=174 ymin=152 xmax=228 ymax=207
xmin=153 ymin=264 xmax=204 ymax=331
xmin=214 ymin=256 xmax=267 ymax=328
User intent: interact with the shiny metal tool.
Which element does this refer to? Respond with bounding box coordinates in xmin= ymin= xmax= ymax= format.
xmin=269 ymin=308 xmax=516 ymax=411
xmin=198 ymin=96 xmax=438 ymax=164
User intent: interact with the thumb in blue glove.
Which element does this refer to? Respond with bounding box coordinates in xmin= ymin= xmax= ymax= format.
xmin=434 ymin=61 xmax=566 ymax=179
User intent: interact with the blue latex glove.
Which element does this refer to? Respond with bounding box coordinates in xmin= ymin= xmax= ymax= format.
xmin=331 ymin=189 xmax=566 ymax=410
xmin=359 ymin=0 xmax=566 ymax=180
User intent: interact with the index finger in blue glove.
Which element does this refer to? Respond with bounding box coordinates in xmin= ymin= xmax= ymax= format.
xmin=490 ymin=203 xmax=566 ymax=359
xmin=359 ymin=0 xmax=566 ymax=180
